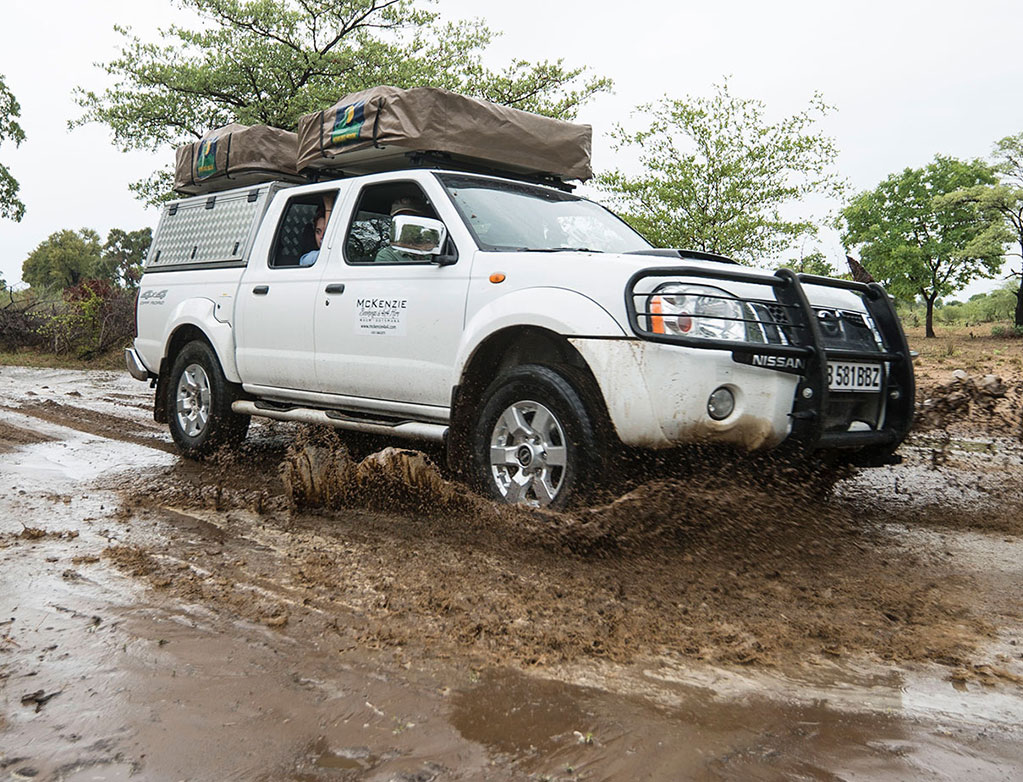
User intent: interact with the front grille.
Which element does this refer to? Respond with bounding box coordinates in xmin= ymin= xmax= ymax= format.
xmin=812 ymin=308 xmax=883 ymax=353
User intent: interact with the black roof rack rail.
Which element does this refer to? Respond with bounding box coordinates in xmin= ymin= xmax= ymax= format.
xmin=301 ymin=150 xmax=576 ymax=192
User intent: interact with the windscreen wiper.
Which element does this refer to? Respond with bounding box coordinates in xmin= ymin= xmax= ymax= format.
xmin=517 ymin=247 xmax=604 ymax=253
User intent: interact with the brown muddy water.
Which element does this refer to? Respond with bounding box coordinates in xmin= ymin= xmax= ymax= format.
xmin=1 ymin=366 xmax=1022 ymax=781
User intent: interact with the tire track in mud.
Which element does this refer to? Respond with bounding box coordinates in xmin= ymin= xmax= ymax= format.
xmin=2 ymin=400 xmax=175 ymax=454
xmin=0 ymin=419 xmax=56 ymax=452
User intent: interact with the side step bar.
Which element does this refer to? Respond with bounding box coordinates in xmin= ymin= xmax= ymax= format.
xmin=231 ymin=400 xmax=448 ymax=443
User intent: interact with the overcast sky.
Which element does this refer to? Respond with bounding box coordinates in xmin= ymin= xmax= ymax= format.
xmin=2 ymin=0 xmax=1021 ymax=297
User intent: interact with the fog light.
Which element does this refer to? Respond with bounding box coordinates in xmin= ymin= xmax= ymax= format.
xmin=707 ymin=387 xmax=735 ymax=420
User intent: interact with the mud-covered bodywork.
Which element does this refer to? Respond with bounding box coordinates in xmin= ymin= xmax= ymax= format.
xmin=612 ymin=264 xmax=914 ymax=463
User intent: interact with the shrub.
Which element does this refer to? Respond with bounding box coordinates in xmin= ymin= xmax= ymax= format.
xmin=37 ymin=279 xmax=136 ymax=356
xmin=991 ymin=324 xmax=1023 ymax=339
xmin=0 ymin=289 xmax=54 ymax=351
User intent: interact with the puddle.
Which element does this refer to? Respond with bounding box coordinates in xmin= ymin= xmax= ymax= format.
xmin=452 ymin=665 xmax=1023 ymax=780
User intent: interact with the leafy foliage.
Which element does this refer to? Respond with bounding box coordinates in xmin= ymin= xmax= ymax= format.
xmin=101 ymin=228 xmax=153 ymax=288
xmin=939 ymin=132 xmax=1023 ymax=327
xmin=74 ymin=0 xmax=611 ymax=202
xmin=776 ymin=250 xmax=837 ymax=276
xmin=22 ymin=229 xmax=104 ymax=292
xmin=0 ymin=74 xmax=26 ymax=222
xmin=38 ymin=279 xmax=136 ymax=357
xmin=840 ymin=156 xmax=1008 ymax=337
xmin=933 ymin=283 xmax=1018 ymax=325
xmin=22 ymin=227 xmax=152 ymax=292
xmin=597 ymin=80 xmax=846 ymax=263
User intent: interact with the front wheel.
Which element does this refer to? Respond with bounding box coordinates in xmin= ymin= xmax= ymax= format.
xmin=471 ymin=364 xmax=606 ymax=508
xmin=166 ymin=340 xmax=249 ymax=457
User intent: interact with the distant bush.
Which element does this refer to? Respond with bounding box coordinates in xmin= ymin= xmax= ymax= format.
xmin=0 ymin=289 xmax=55 ymax=350
xmin=37 ymin=279 xmax=135 ymax=357
xmin=897 ymin=284 xmax=1016 ymax=329
xmin=991 ymin=324 xmax=1023 ymax=338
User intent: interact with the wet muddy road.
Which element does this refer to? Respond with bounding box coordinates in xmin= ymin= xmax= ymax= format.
xmin=1 ymin=366 xmax=1022 ymax=781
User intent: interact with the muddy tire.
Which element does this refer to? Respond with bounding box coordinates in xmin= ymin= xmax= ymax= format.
xmin=472 ymin=364 xmax=605 ymax=508
xmin=166 ymin=340 xmax=249 ymax=458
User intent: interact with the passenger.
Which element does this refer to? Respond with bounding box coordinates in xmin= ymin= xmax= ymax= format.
xmin=374 ymin=198 xmax=436 ymax=263
xmin=298 ymin=207 xmax=326 ymax=267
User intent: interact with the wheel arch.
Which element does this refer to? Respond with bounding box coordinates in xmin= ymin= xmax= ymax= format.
xmin=447 ymin=325 xmax=617 ymax=472
xmin=154 ymin=321 xmax=235 ymax=424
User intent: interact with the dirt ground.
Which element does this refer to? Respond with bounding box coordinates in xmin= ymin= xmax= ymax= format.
xmin=1 ymin=332 xmax=1022 ymax=781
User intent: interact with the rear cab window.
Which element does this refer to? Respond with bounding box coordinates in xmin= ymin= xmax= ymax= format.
xmin=269 ymin=189 xmax=339 ymax=269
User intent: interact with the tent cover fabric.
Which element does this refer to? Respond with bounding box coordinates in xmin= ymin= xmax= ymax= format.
xmin=296 ymin=86 xmax=591 ymax=181
xmin=174 ymin=124 xmax=301 ymax=195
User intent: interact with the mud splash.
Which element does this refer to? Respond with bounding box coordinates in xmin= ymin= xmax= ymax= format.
xmin=281 ymin=427 xmax=469 ymax=514
xmin=917 ymin=369 xmax=1023 ymax=440
xmin=106 ymin=427 xmax=1008 ymax=672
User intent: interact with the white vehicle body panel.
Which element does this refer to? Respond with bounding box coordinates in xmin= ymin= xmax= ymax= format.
xmin=233 ymin=182 xmax=346 ymax=390
xmin=135 ymin=267 xmax=245 ymax=382
xmin=569 ymin=338 xmax=798 ymax=449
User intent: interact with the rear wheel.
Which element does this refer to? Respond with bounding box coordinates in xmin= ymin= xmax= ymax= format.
xmin=472 ymin=364 xmax=605 ymax=508
xmin=166 ymin=340 xmax=249 ymax=457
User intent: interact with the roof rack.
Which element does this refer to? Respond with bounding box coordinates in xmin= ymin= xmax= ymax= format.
xmin=303 ymin=150 xmax=576 ymax=193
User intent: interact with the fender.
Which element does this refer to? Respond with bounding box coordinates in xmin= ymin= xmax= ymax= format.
xmin=161 ymin=297 xmax=241 ymax=383
xmin=450 ymin=286 xmax=627 ymax=388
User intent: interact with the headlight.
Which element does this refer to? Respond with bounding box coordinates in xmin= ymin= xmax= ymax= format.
xmin=648 ymin=284 xmax=748 ymax=341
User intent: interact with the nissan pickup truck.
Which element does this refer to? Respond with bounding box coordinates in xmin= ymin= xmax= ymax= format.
xmin=126 ymin=168 xmax=914 ymax=507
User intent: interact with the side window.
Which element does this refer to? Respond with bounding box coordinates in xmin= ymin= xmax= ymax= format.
xmin=345 ymin=182 xmax=439 ymax=264
xmin=269 ymin=190 xmax=338 ymax=269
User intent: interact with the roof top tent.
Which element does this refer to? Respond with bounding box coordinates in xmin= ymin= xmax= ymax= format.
xmin=174 ymin=125 xmax=304 ymax=196
xmin=296 ymin=86 xmax=592 ymax=191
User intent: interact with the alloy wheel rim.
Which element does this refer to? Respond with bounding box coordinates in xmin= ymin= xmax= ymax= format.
xmin=489 ymin=400 xmax=568 ymax=507
xmin=175 ymin=363 xmax=211 ymax=438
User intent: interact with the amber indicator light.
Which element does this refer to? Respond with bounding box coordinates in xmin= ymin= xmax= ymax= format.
xmin=489 ymin=272 xmax=506 ymax=284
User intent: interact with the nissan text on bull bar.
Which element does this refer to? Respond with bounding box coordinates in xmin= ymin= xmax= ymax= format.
xmin=125 ymin=86 xmax=914 ymax=508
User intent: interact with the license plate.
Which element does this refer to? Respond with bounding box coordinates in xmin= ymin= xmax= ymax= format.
xmin=827 ymin=362 xmax=882 ymax=393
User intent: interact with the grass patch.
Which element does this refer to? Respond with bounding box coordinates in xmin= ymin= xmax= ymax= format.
xmin=0 ymin=347 xmax=126 ymax=371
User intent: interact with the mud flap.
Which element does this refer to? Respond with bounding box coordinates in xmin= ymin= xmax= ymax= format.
xmin=153 ymin=374 xmax=168 ymax=424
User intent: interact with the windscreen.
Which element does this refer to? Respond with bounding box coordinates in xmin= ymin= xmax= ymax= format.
xmin=438 ymin=174 xmax=651 ymax=254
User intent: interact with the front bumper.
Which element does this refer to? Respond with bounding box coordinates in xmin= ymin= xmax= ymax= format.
xmin=618 ymin=266 xmax=915 ymax=458
xmin=570 ymin=338 xmax=799 ymax=450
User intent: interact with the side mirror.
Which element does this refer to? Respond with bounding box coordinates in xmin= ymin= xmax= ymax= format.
xmin=390 ymin=215 xmax=448 ymax=258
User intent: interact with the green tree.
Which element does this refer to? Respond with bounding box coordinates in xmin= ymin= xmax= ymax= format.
xmin=22 ymin=229 xmax=104 ymax=291
xmin=597 ymin=80 xmax=847 ymax=264
xmin=101 ymin=228 xmax=153 ymax=288
xmin=777 ymin=249 xmax=836 ymax=276
xmin=74 ymin=0 xmax=611 ymax=203
xmin=841 ymin=156 xmax=1008 ymax=338
xmin=1 ymin=74 xmax=26 ymax=222
xmin=939 ymin=132 xmax=1023 ymax=327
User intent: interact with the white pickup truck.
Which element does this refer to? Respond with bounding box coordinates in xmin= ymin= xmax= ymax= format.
xmin=127 ymin=167 xmax=914 ymax=507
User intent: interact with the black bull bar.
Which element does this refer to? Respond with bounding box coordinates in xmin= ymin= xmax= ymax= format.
xmin=624 ymin=266 xmax=915 ymax=460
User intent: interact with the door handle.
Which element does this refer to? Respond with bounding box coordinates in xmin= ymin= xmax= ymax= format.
xmin=252 ymin=285 xmax=269 ymax=295
xmin=324 ymin=283 xmax=346 ymax=294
